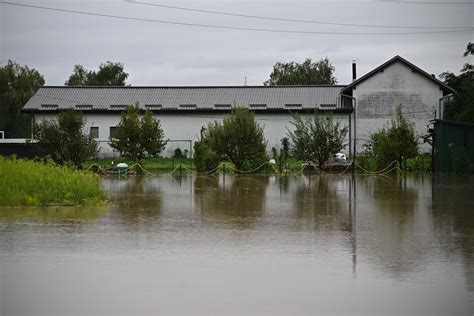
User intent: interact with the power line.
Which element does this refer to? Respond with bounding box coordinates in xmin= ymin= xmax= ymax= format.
xmin=1 ymin=1 xmax=472 ymax=35
xmin=126 ymin=0 xmax=472 ymax=30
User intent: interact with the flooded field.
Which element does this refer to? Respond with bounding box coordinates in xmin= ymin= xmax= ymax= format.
xmin=1 ymin=174 xmax=474 ymax=315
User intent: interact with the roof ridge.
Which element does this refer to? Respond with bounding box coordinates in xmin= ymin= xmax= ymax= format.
xmin=40 ymin=85 xmax=348 ymax=89
xmin=342 ymin=55 xmax=454 ymax=94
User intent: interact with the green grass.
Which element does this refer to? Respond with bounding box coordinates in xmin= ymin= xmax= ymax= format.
xmin=0 ymin=157 xmax=106 ymax=207
xmin=83 ymin=156 xmax=194 ymax=172
xmin=83 ymin=153 xmax=432 ymax=175
xmin=354 ymin=153 xmax=432 ymax=173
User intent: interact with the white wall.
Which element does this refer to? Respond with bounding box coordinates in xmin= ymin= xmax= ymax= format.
xmin=34 ymin=112 xmax=351 ymax=158
xmin=352 ymin=61 xmax=443 ymax=153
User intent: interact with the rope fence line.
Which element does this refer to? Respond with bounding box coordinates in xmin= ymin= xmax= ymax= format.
xmin=84 ymin=159 xmax=409 ymax=177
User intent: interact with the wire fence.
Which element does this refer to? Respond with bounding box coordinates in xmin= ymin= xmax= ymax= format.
xmin=84 ymin=159 xmax=407 ymax=178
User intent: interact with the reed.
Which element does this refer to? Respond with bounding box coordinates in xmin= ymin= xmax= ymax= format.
xmin=0 ymin=157 xmax=106 ymax=206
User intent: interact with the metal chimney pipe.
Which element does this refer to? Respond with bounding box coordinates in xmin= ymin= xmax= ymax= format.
xmin=352 ymin=60 xmax=357 ymax=81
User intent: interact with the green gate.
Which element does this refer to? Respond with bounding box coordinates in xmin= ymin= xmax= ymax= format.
xmin=434 ymin=119 xmax=474 ymax=173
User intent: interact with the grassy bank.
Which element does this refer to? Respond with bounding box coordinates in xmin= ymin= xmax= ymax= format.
xmin=83 ymin=156 xmax=194 ymax=172
xmin=83 ymin=153 xmax=432 ymax=175
xmin=355 ymin=153 xmax=432 ymax=173
xmin=0 ymin=157 xmax=106 ymax=206
xmin=84 ymin=156 xmax=319 ymax=174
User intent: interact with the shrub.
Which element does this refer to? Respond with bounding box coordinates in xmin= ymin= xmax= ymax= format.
xmin=194 ymin=107 xmax=268 ymax=172
xmin=34 ymin=109 xmax=98 ymax=168
xmin=109 ymin=104 xmax=167 ymax=162
xmin=288 ymin=111 xmax=348 ymax=167
xmin=364 ymin=105 xmax=418 ymax=169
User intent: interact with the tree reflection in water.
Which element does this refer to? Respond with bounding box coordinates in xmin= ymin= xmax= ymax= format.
xmin=105 ymin=176 xmax=163 ymax=228
xmin=194 ymin=174 xmax=268 ymax=229
xmin=293 ymin=175 xmax=351 ymax=232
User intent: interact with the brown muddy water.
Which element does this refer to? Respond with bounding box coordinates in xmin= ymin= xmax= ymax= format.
xmin=1 ymin=174 xmax=473 ymax=315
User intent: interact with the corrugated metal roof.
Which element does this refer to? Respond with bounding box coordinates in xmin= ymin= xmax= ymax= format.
xmin=23 ymin=85 xmax=348 ymax=113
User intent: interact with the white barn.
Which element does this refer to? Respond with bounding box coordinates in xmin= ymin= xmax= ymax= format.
xmin=22 ymin=56 xmax=454 ymax=157
xmin=340 ymin=55 xmax=454 ymax=152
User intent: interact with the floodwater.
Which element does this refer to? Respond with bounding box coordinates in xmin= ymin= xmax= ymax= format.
xmin=1 ymin=174 xmax=474 ymax=315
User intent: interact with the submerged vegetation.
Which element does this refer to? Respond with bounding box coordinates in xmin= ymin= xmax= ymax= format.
xmin=0 ymin=157 xmax=106 ymax=206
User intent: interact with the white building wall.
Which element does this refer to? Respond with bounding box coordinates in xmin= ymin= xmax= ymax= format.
xmin=34 ymin=112 xmax=351 ymax=158
xmin=352 ymin=61 xmax=444 ymax=153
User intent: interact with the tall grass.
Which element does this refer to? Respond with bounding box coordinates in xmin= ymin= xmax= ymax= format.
xmin=0 ymin=157 xmax=106 ymax=206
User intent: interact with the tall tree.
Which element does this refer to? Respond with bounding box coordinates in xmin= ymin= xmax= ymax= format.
xmin=440 ymin=42 xmax=474 ymax=122
xmin=109 ymin=104 xmax=167 ymax=161
xmin=0 ymin=60 xmax=44 ymax=138
xmin=264 ymin=58 xmax=337 ymax=86
xmin=288 ymin=111 xmax=348 ymax=168
xmin=34 ymin=109 xmax=98 ymax=168
xmin=65 ymin=61 xmax=129 ymax=86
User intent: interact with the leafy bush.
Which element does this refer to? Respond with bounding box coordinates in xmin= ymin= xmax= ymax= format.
xmin=194 ymin=107 xmax=268 ymax=172
xmin=288 ymin=111 xmax=348 ymax=167
xmin=173 ymin=147 xmax=186 ymax=159
xmin=193 ymin=141 xmax=219 ymax=172
xmin=109 ymin=104 xmax=167 ymax=162
xmin=35 ymin=109 xmax=98 ymax=168
xmin=364 ymin=105 xmax=418 ymax=169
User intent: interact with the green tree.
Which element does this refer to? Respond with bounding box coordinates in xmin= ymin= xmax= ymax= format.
xmin=288 ymin=111 xmax=348 ymax=167
xmin=364 ymin=105 xmax=418 ymax=169
xmin=0 ymin=60 xmax=44 ymax=138
xmin=264 ymin=58 xmax=337 ymax=86
xmin=279 ymin=136 xmax=290 ymax=171
xmin=440 ymin=42 xmax=474 ymax=122
xmin=34 ymin=109 xmax=98 ymax=168
xmin=109 ymin=104 xmax=167 ymax=161
xmin=65 ymin=61 xmax=129 ymax=86
xmin=194 ymin=107 xmax=268 ymax=172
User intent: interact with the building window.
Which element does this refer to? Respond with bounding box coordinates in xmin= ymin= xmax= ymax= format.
xmin=110 ymin=104 xmax=127 ymax=110
xmin=41 ymin=104 xmax=58 ymax=108
xmin=285 ymin=104 xmax=302 ymax=108
xmin=145 ymin=104 xmax=162 ymax=110
xmin=90 ymin=126 xmax=99 ymax=139
xmin=109 ymin=126 xmax=118 ymax=138
xmin=249 ymin=104 xmax=267 ymax=109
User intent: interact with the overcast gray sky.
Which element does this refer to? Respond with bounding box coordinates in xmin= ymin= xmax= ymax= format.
xmin=1 ymin=0 xmax=472 ymax=86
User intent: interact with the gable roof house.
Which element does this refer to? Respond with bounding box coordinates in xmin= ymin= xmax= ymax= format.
xmin=340 ymin=55 xmax=455 ymax=152
xmin=22 ymin=56 xmax=454 ymax=157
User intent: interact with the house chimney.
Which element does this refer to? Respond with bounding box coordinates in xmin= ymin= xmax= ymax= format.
xmin=352 ymin=60 xmax=357 ymax=81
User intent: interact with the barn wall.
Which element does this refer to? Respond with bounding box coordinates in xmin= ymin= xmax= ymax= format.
xmin=352 ymin=61 xmax=444 ymax=153
xmin=34 ymin=112 xmax=351 ymax=158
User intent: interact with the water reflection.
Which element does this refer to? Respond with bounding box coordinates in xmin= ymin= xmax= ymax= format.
xmin=353 ymin=176 xmax=438 ymax=279
xmin=293 ymin=175 xmax=351 ymax=232
xmin=1 ymin=174 xmax=474 ymax=314
xmin=0 ymin=206 xmax=106 ymax=222
xmin=194 ymin=175 xmax=268 ymax=229
xmin=431 ymin=174 xmax=474 ymax=291
xmin=103 ymin=176 xmax=163 ymax=228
